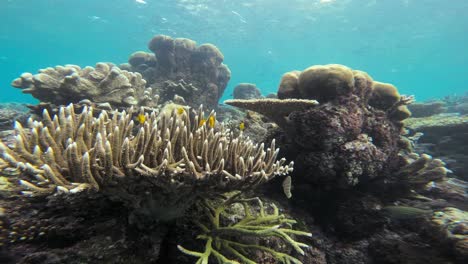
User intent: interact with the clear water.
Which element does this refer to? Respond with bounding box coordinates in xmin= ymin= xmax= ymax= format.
xmin=1 ymin=0 xmax=467 ymax=104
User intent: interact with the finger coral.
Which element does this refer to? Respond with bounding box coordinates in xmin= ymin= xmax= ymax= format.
xmin=0 ymin=104 xmax=293 ymax=220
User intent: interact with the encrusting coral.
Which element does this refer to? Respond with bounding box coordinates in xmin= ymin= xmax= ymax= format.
xmin=178 ymin=192 xmax=312 ymax=264
xmin=0 ymin=104 xmax=293 ymax=220
xmin=11 ymin=63 xmax=159 ymax=109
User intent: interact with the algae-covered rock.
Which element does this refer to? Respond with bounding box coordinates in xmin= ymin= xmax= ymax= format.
xmin=227 ymin=64 xmax=412 ymax=189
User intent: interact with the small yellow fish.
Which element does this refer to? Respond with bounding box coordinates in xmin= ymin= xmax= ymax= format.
xmin=136 ymin=113 xmax=146 ymax=124
xmin=208 ymin=116 xmax=215 ymax=128
xmin=239 ymin=121 xmax=245 ymax=131
xmin=199 ymin=118 xmax=206 ymax=127
xmin=177 ymin=107 xmax=185 ymax=115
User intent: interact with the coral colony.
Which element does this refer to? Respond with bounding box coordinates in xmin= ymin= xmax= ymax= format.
xmin=0 ymin=35 xmax=465 ymax=263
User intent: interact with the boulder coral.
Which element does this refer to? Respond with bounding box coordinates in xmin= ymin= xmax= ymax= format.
xmin=232 ymin=83 xmax=262 ymax=100
xmin=125 ymin=35 xmax=231 ymax=109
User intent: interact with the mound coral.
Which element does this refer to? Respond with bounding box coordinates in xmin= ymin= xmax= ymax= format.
xmin=233 ymin=83 xmax=262 ymax=100
xmin=12 ymin=63 xmax=157 ymax=108
xmin=124 ymin=35 xmax=231 ymax=109
xmin=0 ymin=104 xmax=293 ymax=220
xmin=226 ymin=64 xmax=416 ymax=189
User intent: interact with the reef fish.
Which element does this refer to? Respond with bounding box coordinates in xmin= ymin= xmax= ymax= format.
xmin=208 ymin=116 xmax=215 ymax=128
xmin=282 ymin=176 xmax=292 ymax=199
xmin=239 ymin=121 xmax=245 ymax=131
xmin=383 ymin=206 xmax=432 ymax=220
xmin=199 ymin=118 xmax=206 ymax=127
xmin=136 ymin=113 xmax=146 ymax=124
xmin=177 ymin=107 xmax=185 ymax=115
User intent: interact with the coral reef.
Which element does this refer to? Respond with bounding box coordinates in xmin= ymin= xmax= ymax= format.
xmin=227 ymin=64 xmax=412 ymax=189
xmin=233 ymin=83 xmax=262 ymax=100
xmin=0 ymin=104 xmax=292 ymax=221
xmin=11 ymin=63 xmax=157 ymax=108
xmin=178 ymin=192 xmax=312 ymax=264
xmin=405 ymin=114 xmax=468 ymax=180
xmin=124 ymin=35 xmax=231 ymax=109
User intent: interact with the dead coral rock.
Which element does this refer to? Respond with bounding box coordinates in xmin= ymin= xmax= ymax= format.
xmin=243 ymin=64 xmax=411 ymax=189
xmin=224 ymin=98 xmax=319 ymax=134
xmin=0 ymin=192 xmax=168 ymax=264
xmin=289 ymin=96 xmax=364 ymax=150
xmin=233 ymin=83 xmax=262 ymax=100
xmin=295 ymin=134 xmax=389 ymax=188
xmin=128 ymin=35 xmax=231 ymax=109
xmin=11 ymin=63 xmax=157 ymax=108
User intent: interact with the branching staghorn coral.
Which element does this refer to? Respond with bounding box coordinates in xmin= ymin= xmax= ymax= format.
xmin=0 ymin=104 xmax=293 ymax=199
xmin=178 ymin=192 xmax=312 ymax=264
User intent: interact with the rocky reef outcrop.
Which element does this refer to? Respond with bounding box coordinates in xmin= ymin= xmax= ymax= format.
xmin=228 ymin=64 xmax=414 ymax=189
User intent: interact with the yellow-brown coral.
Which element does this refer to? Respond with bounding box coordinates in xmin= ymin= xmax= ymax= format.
xmin=0 ymin=104 xmax=293 ymax=197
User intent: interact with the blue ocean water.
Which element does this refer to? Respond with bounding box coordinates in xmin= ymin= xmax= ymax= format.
xmin=1 ymin=0 xmax=467 ymax=104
